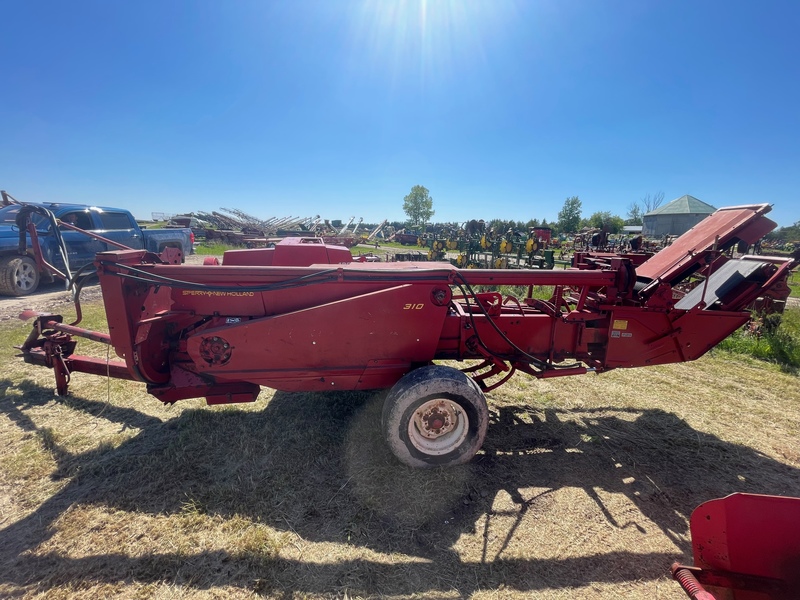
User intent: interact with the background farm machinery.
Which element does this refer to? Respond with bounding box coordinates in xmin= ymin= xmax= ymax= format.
xmin=168 ymin=208 xmax=363 ymax=248
xmin=408 ymin=221 xmax=559 ymax=269
xmin=408 ymin=221 xmax=665 ymax=271
xmin=173 ymin=207 xmax=661 ymax=271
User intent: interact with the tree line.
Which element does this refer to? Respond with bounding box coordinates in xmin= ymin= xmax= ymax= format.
xmin=765 ymin=221 xmax=800 ymax=243
xmin=402 ymin=185 xmax=665 ymax=235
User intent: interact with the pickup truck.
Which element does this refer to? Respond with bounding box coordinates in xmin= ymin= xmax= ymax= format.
xmin=0 ymin=195 xmax=194 ymax=296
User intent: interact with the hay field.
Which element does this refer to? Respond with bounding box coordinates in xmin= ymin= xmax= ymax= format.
xmin=1 ymin=296 xmax=798 ymax=599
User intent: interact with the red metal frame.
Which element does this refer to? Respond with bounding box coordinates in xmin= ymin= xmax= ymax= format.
xmin=672 ymin=493 xmax=800 ymax=599
xmin=18 ymin=204 xmax=793 ymax=405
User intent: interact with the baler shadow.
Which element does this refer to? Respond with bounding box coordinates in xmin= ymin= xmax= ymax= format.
xmin=1 ymin=380 xmax=798 ymax=597
xmin=4 ymin=549 xmax=677 ymax=596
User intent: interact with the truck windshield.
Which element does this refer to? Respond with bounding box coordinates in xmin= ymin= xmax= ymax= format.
xmin=0 ymin=205 xmax=50 ymax=230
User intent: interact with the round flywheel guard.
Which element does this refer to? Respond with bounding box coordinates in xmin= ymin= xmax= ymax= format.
xmin=199 ymin=336 xmax=233 ymax=366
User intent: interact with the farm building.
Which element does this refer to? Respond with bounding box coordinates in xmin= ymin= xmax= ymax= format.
xmin=641 ymin=194 xmax=716 ymax=237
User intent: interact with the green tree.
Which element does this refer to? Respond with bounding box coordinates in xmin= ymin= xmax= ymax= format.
xmin=403 ymin=185 xmax=435 ymax=227
xmin=525 ymin=218 xmax=540 ymax=229
xmin=609 ymin=215 xmax=625 ymax=233
xmin=557 ymin=196 xmax=582 ymax=233
xmin=625 ymin=202 xmax=643 ymax=225
xmin=768 ymin=221 xmax=800 ymax=242
xmin=586 ymin=211 xmax=625 ymax=234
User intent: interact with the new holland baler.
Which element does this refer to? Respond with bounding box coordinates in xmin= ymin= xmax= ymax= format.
xmin=17 ymin=203 xmax=793 ymax=468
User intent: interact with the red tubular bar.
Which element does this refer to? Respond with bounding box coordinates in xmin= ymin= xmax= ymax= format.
xmin=23 ymin=349 xmax=134 ymax=381
xmin=19 ymin=312 xmax=112 ymax=345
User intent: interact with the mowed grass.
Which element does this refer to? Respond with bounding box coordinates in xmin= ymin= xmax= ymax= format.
xmin=789 ymin=268 xmax=800 ymax=298
xmin=1 ymin=300 xmax=799 ymax=599
xmin=194 ymin=242 xmax=238 ymax=255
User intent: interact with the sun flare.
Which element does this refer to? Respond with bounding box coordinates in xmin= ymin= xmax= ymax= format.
xmin=348 ymin=0 xmax=519 ymax=86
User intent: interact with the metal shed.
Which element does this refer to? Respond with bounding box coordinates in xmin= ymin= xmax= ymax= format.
xmin=642 ymin=195 xmax=717 ymax=237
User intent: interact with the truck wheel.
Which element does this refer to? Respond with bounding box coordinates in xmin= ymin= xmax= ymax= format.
xmin=0 ymin=255 xmax=40 ymax=296
xmin=381 ymin=365 xmax=489 ymax=468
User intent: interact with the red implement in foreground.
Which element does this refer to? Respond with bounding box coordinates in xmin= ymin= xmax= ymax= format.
xmin=672 ymin=493 xmax=800 ymax=600
xmin=18 ymin=204 xmax=793 ymax=467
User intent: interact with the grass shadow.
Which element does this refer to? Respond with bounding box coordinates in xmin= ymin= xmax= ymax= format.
xmin=1 ymin=380 xmax=799 ymax=597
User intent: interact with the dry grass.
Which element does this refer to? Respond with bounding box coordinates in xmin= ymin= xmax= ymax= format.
xmin=1 ymin=300 xmax=799 ymax=599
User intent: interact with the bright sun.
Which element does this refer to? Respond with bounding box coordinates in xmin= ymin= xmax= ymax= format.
xmin=348 ymin=0 xmax=519 ymax=85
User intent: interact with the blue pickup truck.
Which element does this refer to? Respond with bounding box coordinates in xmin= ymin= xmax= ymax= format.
xmin=0 ymin=196 xmax=194 ymax=296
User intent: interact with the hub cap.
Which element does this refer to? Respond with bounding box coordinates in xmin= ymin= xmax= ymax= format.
xmin=16 ymin=262 xmax=37 ymax=291
xmin=408 ymin=398 xmax=468 ymax=455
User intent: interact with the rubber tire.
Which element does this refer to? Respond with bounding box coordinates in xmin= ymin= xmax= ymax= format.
xmin=381 ymin=365 xmax=489 ymax=468
xmin=0 ymin=255 xmax=40 ymax=296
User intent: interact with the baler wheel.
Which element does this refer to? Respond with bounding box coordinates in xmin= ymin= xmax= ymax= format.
xmin=381 ymin=365 xmax=489 ymax=468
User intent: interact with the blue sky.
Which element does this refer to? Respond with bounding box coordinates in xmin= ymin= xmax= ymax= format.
xmin=2 ymin=0 xmax=798 ymax=228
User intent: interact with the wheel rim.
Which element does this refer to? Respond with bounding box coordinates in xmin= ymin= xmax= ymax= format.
xmin=408 ymin=398 xmax=469 ymax=456
xmin=16 ymin=262 xmax=37 ymax=291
